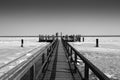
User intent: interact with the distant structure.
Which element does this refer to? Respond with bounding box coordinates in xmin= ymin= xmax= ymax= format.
xmin=56 ymin=32 xmax=58 ymax=39
xmin=61 ymin=32 xmax=62 ymax=37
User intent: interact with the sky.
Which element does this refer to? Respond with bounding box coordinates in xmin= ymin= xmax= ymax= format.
xmin=0 ymin=0 xmax=120 ymax=36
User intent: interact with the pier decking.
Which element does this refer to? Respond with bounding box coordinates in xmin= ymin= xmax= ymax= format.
xmin=39 ymin=40 xmax=78 ymax=80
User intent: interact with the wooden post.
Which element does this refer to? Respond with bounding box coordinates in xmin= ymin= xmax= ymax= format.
xmin=83 ymin=37 xmax=84 ymax=42
xmin=30 ymin=66 xmax=34 ymax=80
xmin=47 ymin=49 xmax=49 ymax=56
xmin=45 ymin=35 xmax=47 ymax=42
xmin=48 ymin=35 xmax=50 ymax=40
xmin=42 ymin=53 xmax=45 ymax=64
xmin=42 ymin=53 xmax=45 ymax=73
xmin=68 ymin=47 xmax=70 ymax=57
xmin=76 ymin=35 xmax=78 ymax=41
xmin=84 ymin=64 xmax=89 ymax=80
xmin=74 ymin=52 xmax=77 ymax=73
xmin=96 ymin=39 xmax=99 ymax=47
xmin=21 ymin=39 xmax=24 ymax=47
xmin=70 ymin=47 xmax=73 ymax=63
xmin=68 ymin=46 xmax=69 ymax=53
xmin=79 ymin=35 xmax=81 ymax=42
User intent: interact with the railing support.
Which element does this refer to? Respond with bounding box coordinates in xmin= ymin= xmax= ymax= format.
xmin=61 ymin=38 xmax=110 ymax=80
xmin=42 ymin=53 xmax=45 ymax=65
xmin=47 ymin=49 xmax=49 ymax=56
xmin=70 ymin=47 xmax=73 ymax=63
xmin=84 ymin=64 xmax=89 ymax=80
xmin=74 ymin=52 xmax=77 ymax=73
xmin=30 ymin=66 xmax=34 ymax=80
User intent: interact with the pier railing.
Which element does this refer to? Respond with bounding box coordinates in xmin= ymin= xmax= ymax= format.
xmin=0 ymin=39 xmax=58 ymax=80
xmin=62 ymin=38 xmax=110 ymax=80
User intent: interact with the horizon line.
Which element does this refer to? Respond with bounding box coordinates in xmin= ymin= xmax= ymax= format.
xmin=0 ymin=35 xmax=120 ymax=37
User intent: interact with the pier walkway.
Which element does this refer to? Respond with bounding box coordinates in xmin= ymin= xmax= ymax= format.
xmin=39 ymin=40 xmax=79 ymax=80
xmin=0 ymin=36 xmax=110 ymax=80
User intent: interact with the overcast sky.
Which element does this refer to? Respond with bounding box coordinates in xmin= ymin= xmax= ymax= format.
xmin=0 ymin=0 xmax=120 ymax=36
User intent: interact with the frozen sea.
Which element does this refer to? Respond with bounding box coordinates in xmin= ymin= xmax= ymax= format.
xmin=69 ymin=37 xmax=120 ymax=80
xmin=0 ymin=37 xmax=49 ymax=76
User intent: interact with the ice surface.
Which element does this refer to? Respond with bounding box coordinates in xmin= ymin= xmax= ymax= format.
xmin=0 ymin=37 xmax=49 ymax=77
xmin=69 ymin=37 xmax=120 ymax=80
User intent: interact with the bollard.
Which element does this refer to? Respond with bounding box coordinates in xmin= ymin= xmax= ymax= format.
xmin=21 ymin=39 xmax=24 ymax=47
xmin=96 ymin=39 xmax=99 ymax=47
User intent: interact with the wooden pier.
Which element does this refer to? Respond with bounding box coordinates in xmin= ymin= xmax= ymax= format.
xmin=39 ymin=40 xmax=80 ymax=80
xmin=0 ymin=35 xmax=110 ymax=80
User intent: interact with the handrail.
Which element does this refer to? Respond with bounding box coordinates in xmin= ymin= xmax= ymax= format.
xmin=0 ymin=46 xmax=41 ymax=70
xmin=0 ymin=39 xmax=57 ymax=80
xmin=36 ymin=39 xmax=58 ymax=80
xmin=62 ymin=38 xmax=110 ymax=80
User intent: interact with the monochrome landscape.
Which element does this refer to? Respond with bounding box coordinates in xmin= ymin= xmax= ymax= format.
xmin=69 ymin=37 xmax=120 ymax=80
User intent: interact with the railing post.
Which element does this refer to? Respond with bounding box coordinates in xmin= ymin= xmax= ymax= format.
xmin=42 ymin=53 xmax=45 ymax=64
xmin=74 ymin=52 xmax=77 ymax=73
xmin=51 ymin=45 xmax=53 ymax=53
xmin=66 ymin=44 xmax=68 ymax=50
xmin=84 ymin=64 xmax=89 ymax=80
xmin=49 ymin=46 xmax=51 ymax=52
xmin=70 ymin=47 xmax=72 ymax=54
xmin=42 ymin=53 xmax=45 ymax=73
xmin=68 ymin=46 xmax=69 ymax=53
xmin=30 ymin=66 xmax=34 ymax=80
xmin=47 ymin=48 xmax=49 ymax=56
xmin=70 ymin=47 xmax=73 ymax=63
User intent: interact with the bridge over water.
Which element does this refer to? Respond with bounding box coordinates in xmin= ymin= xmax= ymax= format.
xmin=0 ymin=35 xmax=110 ymax=80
